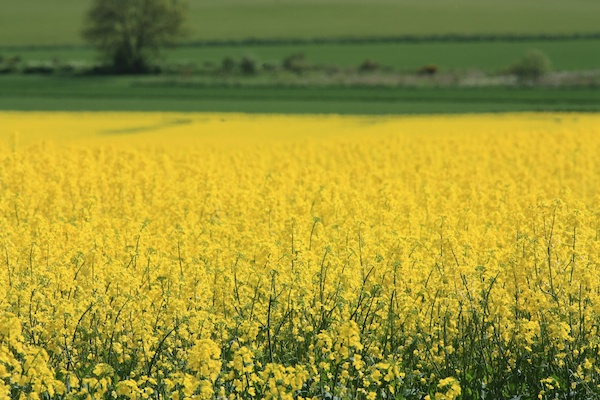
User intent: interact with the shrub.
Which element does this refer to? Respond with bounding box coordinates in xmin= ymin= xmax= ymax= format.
xmin=358 ymin=58 xmax=380 ymax=72
xmin=417 ymin=64 xmax=439 ymax=75
xmin=240 ymin=56 xmax=259 ymax=75
xmin=507 ymin=49 xmax=552 ymax=80
xmin=221 ymin=56 xmax=236 ymax=74
xmin=282 ymin=53 xmax=308 ymax=74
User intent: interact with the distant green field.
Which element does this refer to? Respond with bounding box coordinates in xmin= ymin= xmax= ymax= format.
xmin=0 ymin=75 xmax=598 ymax=115
xmin=2 ymin=1 xmax=598 ymax=116
xmin=2 ymin=0 xmax=600 ymax=46
xmin=8 ymin=39 xmax=600 ymax=72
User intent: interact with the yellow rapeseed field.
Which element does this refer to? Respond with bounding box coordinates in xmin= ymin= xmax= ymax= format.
xmin=1 ymin=112 xmax=600 ymax=399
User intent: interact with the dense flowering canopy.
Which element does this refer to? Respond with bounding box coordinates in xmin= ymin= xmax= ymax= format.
xmin=1 ymin=112 xmax=600 ymax=399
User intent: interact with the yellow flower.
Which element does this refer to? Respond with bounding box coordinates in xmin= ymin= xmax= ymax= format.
xmin=2 ymin=111 xmax=600 ymax=398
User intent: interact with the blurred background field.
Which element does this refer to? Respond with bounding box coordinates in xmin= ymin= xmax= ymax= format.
xmin=1 ymin=0 xmax=599 ymax=114
xmin=4 ymin=0 xmax=600 ymax=45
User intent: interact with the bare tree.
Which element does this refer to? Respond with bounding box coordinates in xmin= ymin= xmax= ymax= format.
xmin=82 ymin=0 xmax=188 ymax=73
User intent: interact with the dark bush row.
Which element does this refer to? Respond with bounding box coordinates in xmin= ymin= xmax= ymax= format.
xmin=215 ymin=53 xmax=312 ymax=76
xmin=0 ymin=57 xmax=165 ymax=76
xmin=0 ymin=57 xmax=97 ymax=75
xmin=0 ymin=49 xmax=554 ymax=80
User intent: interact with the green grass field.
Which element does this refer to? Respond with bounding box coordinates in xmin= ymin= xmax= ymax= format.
xmin=1 ymin=75 xmax=598 ymax=115
xmin=2 ymin=0 xmax=600 ymax=46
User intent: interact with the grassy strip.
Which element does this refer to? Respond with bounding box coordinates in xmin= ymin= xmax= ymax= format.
xmin=5 ymin=32 xmax=600 ymax=51
xmin=0 ymin=76 xmax=598 ymax=114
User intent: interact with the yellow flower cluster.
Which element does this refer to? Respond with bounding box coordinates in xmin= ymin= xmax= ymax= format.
xmin=1 ymin=112 xmax=600 ymax=399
